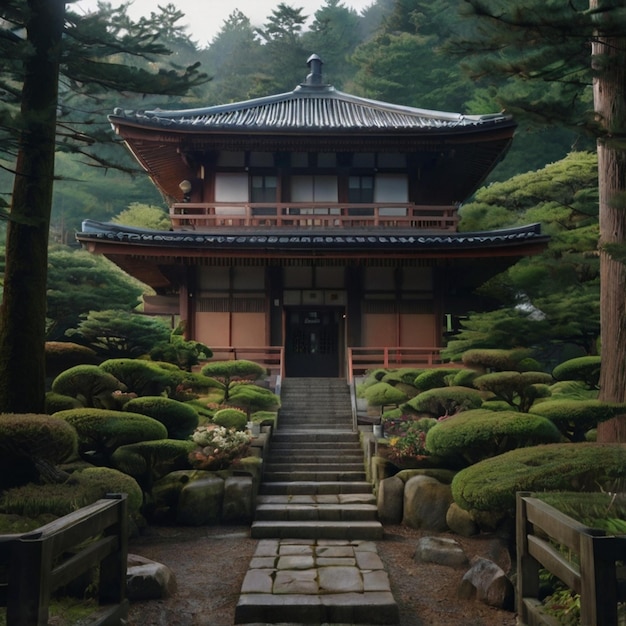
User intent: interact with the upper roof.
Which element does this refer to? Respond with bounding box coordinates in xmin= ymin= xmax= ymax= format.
xmin=111 ymin=56 xmax=513 ymax=135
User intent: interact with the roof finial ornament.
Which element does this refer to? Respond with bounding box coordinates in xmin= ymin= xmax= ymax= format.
xmin=305 ymin=54 xmax=324 ymax=86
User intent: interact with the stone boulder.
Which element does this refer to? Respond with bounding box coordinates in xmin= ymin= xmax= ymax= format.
xmin=402 ymin=474 xmax=453 ymax=531
xmin=414 ymin=536 xmax=468 ymax=567
xmin=377 ymin=475 xmax=404 ymax=524
xmin=127 ymin=554 xmax=177 ymax=600
xmin=446 ymin=502 xmax=479 ymax=537
xmin=222 ymin=475 xmax=254 ymax=523
xmin=458 ymin=556 xmax=514 ymax=610
xmin=176 ymin=473 xmax=225 ymax=525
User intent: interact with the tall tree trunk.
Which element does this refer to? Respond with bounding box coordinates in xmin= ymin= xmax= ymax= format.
xmin=0 ymin=0 xmax=64 ymax=413
xmin=594 ymin=0 xmax=626 ymax=440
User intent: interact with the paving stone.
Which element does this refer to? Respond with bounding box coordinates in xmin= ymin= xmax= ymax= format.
xmin=316 ymin=546 xmax=355 ymax=558
xmin=274 ymin=569 xmax=319 ymax=594
xmin=316 ymin=557 xmax=356 ymax=566
xmin=318 ymin=566 xmax=363 ymax=593
xmin=362 ymin=570 xmax=392 ymax=592
xmin=280 ymin=544 xmax=314 ymax=556
xmin=277 ymin=555 xmax=315 ymax=570
xmin=254 ymin=539 xmax=279 ymax=557
xmin=355 ymin=550 xmax=384 ymax=570
xmin=241 ymin=569 xmax=274 ymax=594
xmin=249 ymin=556 xmax=276 ymax=569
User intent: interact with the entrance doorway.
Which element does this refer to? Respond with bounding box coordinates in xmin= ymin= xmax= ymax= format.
xmin=284 ymin=308 xmax=342 ymax=377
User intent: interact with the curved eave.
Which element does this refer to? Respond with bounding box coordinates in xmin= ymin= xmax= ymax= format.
xmin=77 ymin=220 xmax=549 ymax=256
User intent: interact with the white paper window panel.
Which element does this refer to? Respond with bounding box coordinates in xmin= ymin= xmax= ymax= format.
xmin=374 ymin=174 xmax=408 ymax=202
xmin=291 ymin=176 xmax=338 ymax=202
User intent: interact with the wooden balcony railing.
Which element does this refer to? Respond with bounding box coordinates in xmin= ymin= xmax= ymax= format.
xmin=208 ymin=346 xmax=285 ymax=382
xmin=170 ymin=202 xmax=458 ymax=230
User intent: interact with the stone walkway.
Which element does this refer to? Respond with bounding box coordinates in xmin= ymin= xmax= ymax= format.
xmin=235 ymin=537 xmax=399 ymax=625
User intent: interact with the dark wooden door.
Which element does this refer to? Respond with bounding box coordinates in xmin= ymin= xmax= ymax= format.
xmin=285 ymin=308 xmax=340 ymax=377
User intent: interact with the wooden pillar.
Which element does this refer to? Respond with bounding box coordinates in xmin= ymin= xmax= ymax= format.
xmin=345 ymin=266 xmax=363 ymax=347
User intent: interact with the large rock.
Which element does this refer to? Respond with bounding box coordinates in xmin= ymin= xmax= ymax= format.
xmin=446 ymin=502 xmax=479 ymax=537
xmin=458 ymin=556 xmax=514 ymax=610
xmin=402 ymin=475 xmax=453 ymax=531
xmin=222 ymin=475 xmax=254 ymax=523
xmin=127 ymin=554 xmax=177 ymax=600
xmin=176 ymin=474 xmax=225 ymax=525
xmin=414 ymin=536 xmax=468 ymax=567
xmin=377 ymin=475 xmax=404 ymax=524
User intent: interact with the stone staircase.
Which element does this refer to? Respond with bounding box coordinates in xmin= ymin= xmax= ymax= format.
xmin=235 ymin=378 xmax=398 ymax=625
xmin=251 ymin=377 xmax=383 ymax=540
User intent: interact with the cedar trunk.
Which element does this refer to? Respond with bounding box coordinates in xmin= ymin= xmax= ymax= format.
xmin=0 ymin=0 xmax=64 ymax=412
xmin=594 ymin=0 xmax=626 ymax=440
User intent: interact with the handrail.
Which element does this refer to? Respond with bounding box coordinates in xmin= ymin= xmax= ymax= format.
xmin=0 ymin=494 xmax=128 ymax=626
xmin=516 ymin=492 xmax=626 ymax=626
xmin=171 ymin=202 xmax=458 ymax=230
xmin=347 ymin=346 xmax=451 ymax=383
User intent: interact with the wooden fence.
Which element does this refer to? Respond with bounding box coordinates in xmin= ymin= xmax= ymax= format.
xmin=0 ymin=493 xmax=129 ymax=626
xmin=516 ymin=492 xmax=626 ymax=626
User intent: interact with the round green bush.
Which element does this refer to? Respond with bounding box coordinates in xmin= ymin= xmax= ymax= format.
xmin=51 ymin=365 xmax=125 ymax=409
xmin=449 ymin=368 xmax=480 ymax=388
xmin=213 ymin=408 xmax=247 ymax=430
xmin=201 ymin=359 xmax=266 ymax=384
xmin=45 ymin=341 xmax=99 ymax=378
xmin=451 ymin=443 xmax=626 ymax=519
xmin=53 ymin=408 xmax=167 ymax=459
xmin=227 ymin=384 xmax=280 ymax=416
xmin=552 ymin=356 xmax=601 ymax=390
xmin=99 ymin=358 xmax=172 ymax=397
xmin=404 ymin=386 xmax=484 ymax=418
xmin=0 ymin=413 xmax=77 ymax=465
xmin=425 ymin=409 xmax=562 ymax=465
xmin=123 ymin=396 xmax=199 ymax=439
xmin=363 ymin=382 xmax=408 ymax=407
xmin=529 ymin=399 xmax=626 ymax=442
xmin=45 ymin=391 xmax=83 ymax=413
xmin=413 ymin=368 xmax=462 ymax=392
xmin=462 ymin=348 xmax=532 ymax=372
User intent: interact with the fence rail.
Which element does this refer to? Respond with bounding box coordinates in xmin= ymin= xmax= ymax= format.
xmin=0 ymin=493 xmax=128 ymax=626
xmin=516 ymin=492 xmax=626 ymax=626
xmin=171 ymin=202 xmax=458 ymax=230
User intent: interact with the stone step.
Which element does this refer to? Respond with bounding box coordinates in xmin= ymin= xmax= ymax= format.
xmin=255 ymin=502 xmax=378 ymax=522
xmin=271 ymin=432 xmax=358 ymax=443
xmin=259 ymin=481 xmax=373 ymax=496
xmin=263 ymin=470 xmax=367 ymax=482
xmin=250 ymin=520 xmax=384 ymax=540
xmin=264 ymin=462 xmax=364 ymax=473
xmin=267 ymin=454 xmax=364 ymax=463
xmin=256 ymin=493 xmax=377 ymax=506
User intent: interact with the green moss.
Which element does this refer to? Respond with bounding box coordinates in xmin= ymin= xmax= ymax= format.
xmin=451 ymin=443 xmax=626 ymax=517
xmin=45 ymin=391 xmax=83 ymax=413
xmin=425 ymin=409 xmax=561 ymax=464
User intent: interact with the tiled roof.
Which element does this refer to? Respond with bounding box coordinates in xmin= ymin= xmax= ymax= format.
xmin=78 ymin=220 xmax=548 ymax=252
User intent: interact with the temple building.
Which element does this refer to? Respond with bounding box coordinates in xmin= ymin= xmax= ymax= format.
xmin=77 ymin=55 xmax=548 ymax=378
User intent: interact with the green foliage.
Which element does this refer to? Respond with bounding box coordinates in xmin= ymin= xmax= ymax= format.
xmin=413 ymin=368 xmax=463 ymax=392
xmin=530 ymin=399 xmax=626 ymax=442
xmin=44 ymin=392 xmax=83 ymax=414
xmin=384 ymin=416 xmax=439 ymax=464
xmin=0 ymin=466 xmax=143 ymax=518
xmin=461 ymin=348 xmax=534 ymax=372
xmin=0 ymin=414 xmax=77 ymax=466
xmin=54 ymin=408 xmax=167 ymax=462
xmin=123 ymin=396 xmax=199 ymax=439
xmin=111 ymin=439 xmax=195 ymax=491
xmin=363 ymin=382 xmax=409 ymax=407
xmin=449 ymin=368 xmax=480 ymax=388
xmin=45 ymin=341 xmax=99 ymax=378
xmin=66 ymin=310 xmax=171 ymax=359
xmin=425 ymin=409 xmax=561 ymax=465
xmin=552 ymin=356 xmax=601 ymax=390
xmin=451 ymin=443 xmax=626 ymax=518
xmin=213 ymin=408 xmax=248 ymax=431
xmin=473 ymin=371 xmax=554 ymax=412
xmin=51 ymin=365 xmax=125 ymax=409
xmin=112 ymin=202 xmax=171 ymax=229
xmin=149 ymin=321 xmax=213 ymax=371
xmin=99 ymin=358 xmax=172 ymax=397
xmin=547 ymin=380 xmax=598 ymax=401
xmin=225 ymin=384 xmax=280 ymax=419
xmin=200 ymin=360 xmax=266 ymax=400
xmin=404 ymin=386 xmax=484 ymax=418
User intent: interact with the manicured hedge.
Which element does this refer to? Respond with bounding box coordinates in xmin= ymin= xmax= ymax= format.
xmin=363 ymin=382 xmax=409 ymax=407
xmin=451 ymin=443 xmax=626 ymax=518
xmin=425 ymin=409 xmax=561 ymax=464
xmin=213 ymin=408 xmax=247 ymax=430
xmin=51 ymin=365 xmax=125 ymax=408
xmin=123 ymin=396 xmax=199 ymax=439
xmin=552 ymin=356 xmax=601 ymax=390
xmin=404 ymin=386 xmax=484 ymax=418
xmin=413 ymin=368 xmax=462 ymax=392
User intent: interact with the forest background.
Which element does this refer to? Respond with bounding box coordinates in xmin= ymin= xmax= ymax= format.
xmin=0 ymin=0 xmax=601 ymax=366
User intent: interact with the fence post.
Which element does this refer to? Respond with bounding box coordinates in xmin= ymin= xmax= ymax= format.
xmin=579 ymin=532 xmax=616 ymax=626
xmin=98 ymin=493 xmax=129 ymax=606
xmin=516 ymin=492 xmax=539 ymax=624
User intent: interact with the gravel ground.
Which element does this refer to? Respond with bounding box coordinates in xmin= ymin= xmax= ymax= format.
xmin=125 ymin=524 xmax=518 ymax=626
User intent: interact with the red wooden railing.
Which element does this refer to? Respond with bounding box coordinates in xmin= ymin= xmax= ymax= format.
xmin=171 ymin=202 xmax=458 ymax=230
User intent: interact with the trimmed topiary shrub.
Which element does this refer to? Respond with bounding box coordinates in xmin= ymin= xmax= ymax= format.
xmin=0 ymin=414 xmax=78 ymax=488
xmin=473 ymin=371 xmax=554 ymax=412
xmin=111 ymin=439 xmax=196 ymax=491
xmin=425 ymin=409 xmax=562 ymax=465
xmin=51 ymin=365 xmax=125 ymax=409
xmin=45 ymin=391 xmax=83 ymax=413
xmin=461 ymin=348 xmax=533 ymax=372
xmin=0 ymin=466 xmax=143 ymax=518
xmin=547 ymin=380 xmax=598 ymax=401
xmin=99 ymin=358 xmax=172 ymax=397
xmin=363 ymin=382 xmax=409 ymax=408
xmin=451 ymin=443 xmax=626 ymax=521
xmin=123 ymin=396 xmax=199 ymax=439
xmin=413 ymin=368 xmax=462 ymax=392
xmin=200 ymin=360 xmax=267 ymax=400
xmin=404 ymin=386 xmax=484 ymax=418
xmin=226 ymin=384 xmax=280 ymax=418
xmin=552 ymin=356 xmax=601 ymax=390
xmin=53 ymin=408 xmax=167 ymax=463
xmin=383 ymin=368 xmax=424 ymax=386
xmin=213 ymin=408 xmax=247 ymax=430
xmin=529 ymin=399 xmax=626 ymax=442
xmin=449 ymin=368 xmax=480 ymax=388
xmin=45 ymin=341 xmax=99 ymax=378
